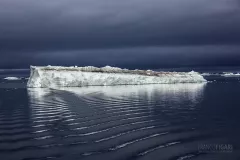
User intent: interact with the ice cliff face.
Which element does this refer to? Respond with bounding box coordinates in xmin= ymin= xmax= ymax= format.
xmin=27 ymin=66 xmax=206 ymax=88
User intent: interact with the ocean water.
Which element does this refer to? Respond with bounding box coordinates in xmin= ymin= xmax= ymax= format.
xmin=0 ymin=70 xmax=240 ymax=160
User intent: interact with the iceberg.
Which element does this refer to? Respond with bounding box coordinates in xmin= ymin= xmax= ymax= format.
xmin=27 ymin=66 xmax=207 ymax=88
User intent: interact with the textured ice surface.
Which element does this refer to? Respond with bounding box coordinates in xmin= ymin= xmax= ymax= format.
xmin=27 ymin=66 xmax=206 ymax=88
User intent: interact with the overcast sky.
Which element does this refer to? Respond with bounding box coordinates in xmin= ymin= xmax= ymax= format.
xmin=0 ymin=0 xmax=240 ymax=69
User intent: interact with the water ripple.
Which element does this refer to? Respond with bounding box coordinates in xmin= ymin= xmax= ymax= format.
xmin=0 ymin=84 xmax=210 ymax=160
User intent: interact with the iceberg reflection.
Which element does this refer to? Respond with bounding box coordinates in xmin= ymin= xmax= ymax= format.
xmin=27 ymin=83 xmax=206 ymax=133
xmin=26 ymin=83 xmax=207 ymax=159
xmin=59 ymin=83 xmax=206 ymax=105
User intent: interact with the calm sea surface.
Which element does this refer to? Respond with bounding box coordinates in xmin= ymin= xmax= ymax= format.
xmin=0 ymin=70 xmax=240 ymax=160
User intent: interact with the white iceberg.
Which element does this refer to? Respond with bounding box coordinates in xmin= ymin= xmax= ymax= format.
xmin=3 ymin=77 xmax=21 ymax=80
xmin=27 ymin=66 xmax=207 ymax=88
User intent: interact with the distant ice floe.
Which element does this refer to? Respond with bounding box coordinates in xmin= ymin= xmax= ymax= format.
xmin=222 ymin=72 xmax=240 ymax=77
xmin=201 ymin=73 xmax=221 ymax=76
xmin=201 ymin=73 xmax=212 ymax=76
xmin=27 ymin=65 xmax=206 ymax=88
xmin=0 ymin=69 xmax=29 ymax=72
xmin=3 ymin=77 xmax=21 ymax=80
xmin=201 ymin=72 xmax=240 ymax=77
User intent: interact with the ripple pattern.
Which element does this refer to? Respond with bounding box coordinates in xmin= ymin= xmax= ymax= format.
xmin=0 ymin=84 xmax=228 ymax=160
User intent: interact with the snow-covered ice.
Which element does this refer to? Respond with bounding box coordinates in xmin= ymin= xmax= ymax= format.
xmin=3 ymin=77 xmax=21 ymax=80
xmin=27 ymin=66 xmax=207 ymax=88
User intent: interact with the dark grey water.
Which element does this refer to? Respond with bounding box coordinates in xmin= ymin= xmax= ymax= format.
xmin=0 ymin=71 xmax=240 ymax=160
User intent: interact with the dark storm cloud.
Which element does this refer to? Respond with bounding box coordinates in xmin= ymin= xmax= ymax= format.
xmin=0 ymin=0 xmax=240 ymax=68
xmin=36 ymin=45 xmax=240 ymax=69
xmin=1 ymin=45 xmax=240 ymax=69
